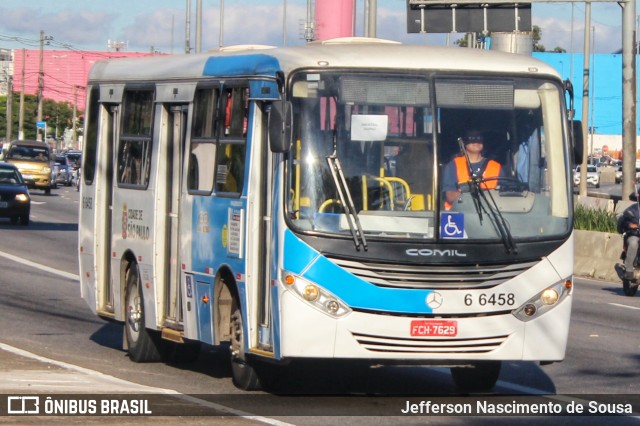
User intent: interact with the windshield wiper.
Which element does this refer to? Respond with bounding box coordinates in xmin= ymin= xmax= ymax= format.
xmin=457 ymin=138 xmax=484 ymax=224
xmin=326 ymin=153 xmax=368 ymax=251
xmin=477 ymin=183 xmax=518 ymax=254
xmin=457 ymin=138 xmax=517 ymax=254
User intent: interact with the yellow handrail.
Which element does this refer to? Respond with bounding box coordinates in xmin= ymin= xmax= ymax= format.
xmin=319 ymin=199 xmax=341 ymax=213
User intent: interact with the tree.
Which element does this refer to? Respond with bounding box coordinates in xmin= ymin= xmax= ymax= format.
xmin=455 ymin=35 xmax=469 ymax=48
xmin=533 ymin=25 xmax=566 ymax=52
xmin=532 ymin=25 xmax=545 ymax=52
xmin=0 ymin=94 xmax=80 ymax=144
xmin=455 ymin=25 xmax=566 ymax=53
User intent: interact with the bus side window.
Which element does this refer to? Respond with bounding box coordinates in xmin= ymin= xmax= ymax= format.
xmin=215 ymin=143 xmax=245 ymax=193
xmin=215 ymin=86 xmax=248 ymax=195
xmin=187 ymin=154 xmax=199 ymax=189
xmin=118 ymin=140 xmax=146 ymax=186
xmin=187 ymin=141 xmax=215 ymax=193
xmin=223 ymin=87 xmax=248 ymax=138
xmin=189 ymin=87 xmax=219 ymax=194
xmin=118 ymin=89 xmax=153 ymax=188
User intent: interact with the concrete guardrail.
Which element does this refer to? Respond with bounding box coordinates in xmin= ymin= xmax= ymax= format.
xmin=573 ymin=194 xmax=634 ymax=283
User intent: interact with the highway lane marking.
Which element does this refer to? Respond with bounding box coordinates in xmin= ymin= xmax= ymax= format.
xmin=0 ymin=342 xmax=294 ymax=425
xmin=0 ymin=249 xmax=79 ymax=281
xmin=0 ymin=251 xmax=294 ymax=425
xmin=609 ymin=302 xmax=640 ymax=311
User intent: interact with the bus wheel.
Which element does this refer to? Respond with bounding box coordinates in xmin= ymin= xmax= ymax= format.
xmin=450 ymin=361 xmax=501 ymax=392
xmin=230 ymin=297 xmax=261 ymax=390
xmin=124 ymin=264 xmax=162 ymax=362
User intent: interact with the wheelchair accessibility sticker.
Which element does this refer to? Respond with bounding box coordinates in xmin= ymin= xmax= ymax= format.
xmin=441 ymin=212 xmax=464 ymax=238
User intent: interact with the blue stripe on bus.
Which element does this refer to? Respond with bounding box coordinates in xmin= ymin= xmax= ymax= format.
xmin=283 ymin=230 xmax=319 ymax=274
xmin=203 ymin=54 xmax=281 ymax=77
xmin=283 ymin=229 xmax=434 ymax=314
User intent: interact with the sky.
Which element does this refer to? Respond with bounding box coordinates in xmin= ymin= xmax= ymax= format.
xmin=0 ymin=1 xmax=629 ymax=54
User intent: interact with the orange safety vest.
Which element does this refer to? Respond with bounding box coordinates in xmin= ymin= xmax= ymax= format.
xmin=444 ymin=156 xmax=501 ymax=210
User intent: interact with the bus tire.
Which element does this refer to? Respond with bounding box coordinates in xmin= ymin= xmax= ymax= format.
xmin=230 ymin=296 xmax=261 ymax=391
xmin=450 ymin=361 xmax=501 ymax=392
xmin=124 ymin=264 xmax=162 ymax=363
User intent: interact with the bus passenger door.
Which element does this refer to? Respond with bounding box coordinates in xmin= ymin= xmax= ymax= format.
xmin=252 ymin=102 xmax=274 ymax=354
xmin=97 ymin=104 xmax=117 ymax=315
xmin=162 ymin=105 xmax=188 ymax=325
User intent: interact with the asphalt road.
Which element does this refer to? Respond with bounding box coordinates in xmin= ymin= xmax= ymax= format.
xmin=1 ymin=185 xmax=640 ymax=425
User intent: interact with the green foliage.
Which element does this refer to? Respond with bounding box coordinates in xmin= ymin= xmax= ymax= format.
xmin=0 ymin=94 xmax=81 ymax=142
xmin=455 ymin=25 xmax=565 ymax=52
xmin=573 ymin=204 xmax=618 ymax=233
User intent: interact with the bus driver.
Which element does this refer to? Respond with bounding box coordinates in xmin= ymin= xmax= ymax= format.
xmin=442 ymin=130 xmax=504 ymax=210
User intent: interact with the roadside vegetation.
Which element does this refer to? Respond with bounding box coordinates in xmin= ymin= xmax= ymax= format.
xmin=0 ymin=94 xmax=81 ymax=142
xmin=573 ymin=204 xmax=618 ymax=233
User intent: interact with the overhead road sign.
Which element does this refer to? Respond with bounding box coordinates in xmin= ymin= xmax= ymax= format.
xmin=407 ymin=0 xmax=531 ymax=34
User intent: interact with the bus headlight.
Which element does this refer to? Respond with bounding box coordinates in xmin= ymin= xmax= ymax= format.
xmin=512 ymin=279 xmax=572 ymax=322
xmin=540 ymin=288 xmax=559 ymax=305
xmin=281 ymin=270 xmax=351 ymax=318
xmin=303 ymin=284 xmax=319 ymax=301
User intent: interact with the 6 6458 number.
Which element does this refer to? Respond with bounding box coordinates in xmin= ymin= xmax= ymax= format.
xmin=464 ymin=293 xmax=515 ymax=306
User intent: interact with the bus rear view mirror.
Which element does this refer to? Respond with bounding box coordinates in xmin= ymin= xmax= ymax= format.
xmin=268 ymin=101 xmax=292 ymax=153
xmin=571 ymin=120 xmax=583 ymax=165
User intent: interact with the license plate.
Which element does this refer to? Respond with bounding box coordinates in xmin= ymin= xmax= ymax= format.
xmin=0 ymin=201 xmax=7 ymax=208
xmin=410 ymin=320 xmax=458 ymax=337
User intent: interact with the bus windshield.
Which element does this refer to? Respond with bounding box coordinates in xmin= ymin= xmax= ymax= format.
xmin=284 ymin=72 xmax=571 ymax=243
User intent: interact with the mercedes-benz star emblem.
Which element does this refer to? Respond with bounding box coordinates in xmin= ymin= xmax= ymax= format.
xmin=426 ymin=291 xmax=443 ymax=309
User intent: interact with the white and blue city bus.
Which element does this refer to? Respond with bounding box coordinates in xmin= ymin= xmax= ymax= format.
xmin=79 ymin=38 xmax=582 ymax=391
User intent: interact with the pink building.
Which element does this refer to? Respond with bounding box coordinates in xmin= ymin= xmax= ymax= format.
xmin=12 ymin=49 xmax=157 ymax=112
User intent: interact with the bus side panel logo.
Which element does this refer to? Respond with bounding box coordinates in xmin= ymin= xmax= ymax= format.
xmin=185 ymin=275 xmax=193 ymax=298
xmin=440 ymin=212 xmax=464 ymax=238
xmin=122 ymin=203 xmax=128 ymax=239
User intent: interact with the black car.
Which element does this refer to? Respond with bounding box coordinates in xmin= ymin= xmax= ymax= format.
xmin=0 ymin=162 xmax=31 ymax=225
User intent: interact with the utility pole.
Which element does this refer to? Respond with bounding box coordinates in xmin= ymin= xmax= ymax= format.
xmin=5 ymin=73 xmax=13 ymax=142
xmin=72 ymin=85 xmax=78 ymax=149
xmin=37 ymin=30 xmax=44 ymax=141
xmin=18 ymin=49 xmax=25 ymax=140
xmin=304 ymin=0 xmax=314 ymax=42
xmin=185 ymin=0 xmax=191 ymax=54
xmin=283 ymin=0 xmax=288 ymax=46
xmin=622 ymin=0 xmax=637 ymax=199
xmin=196 ymin=0 xmax=202 ymax=53
xmin=366 ymin=0 xmax=377 ymax=37
xmin=219 ymin=0 xmax=225 ymax=47
xmin=579 ymin=3 xmax=590 ymax=197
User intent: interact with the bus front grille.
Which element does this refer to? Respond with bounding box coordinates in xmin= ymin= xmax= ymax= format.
xmin=327 ymin=257 xmax=538 ymax=290
xmin=352 ymin=332 xmax=508 ymax=354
